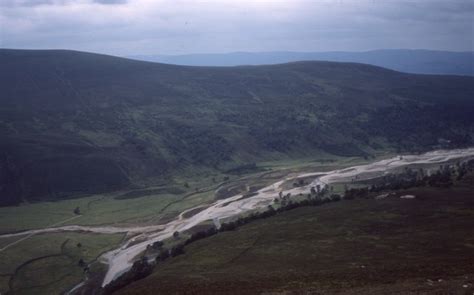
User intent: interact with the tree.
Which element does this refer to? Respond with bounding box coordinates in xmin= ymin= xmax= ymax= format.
xmin=170 ymin=244 xmax=185 ymax=257
xmin=73 ymin=207 xmax=81 ymax=215
xmin=173 ymin=231 xmax=180 ymax=239
xmin=152 ymin=241 xmax=163 ymax=249
xmin=157 ymin=248 xmax=170 ymax=261
xmin=330 ymin=194 xmax=341 ymax=201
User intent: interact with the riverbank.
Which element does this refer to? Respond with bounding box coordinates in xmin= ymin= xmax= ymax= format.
xmin=115 ymin=176 xmax=474 ymax=295
xmin=2 ymin=148 xmax=473 ymax=294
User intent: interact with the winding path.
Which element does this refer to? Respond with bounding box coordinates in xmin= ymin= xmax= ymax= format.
xmin=0 ymin=215 xmax=82 ymax=252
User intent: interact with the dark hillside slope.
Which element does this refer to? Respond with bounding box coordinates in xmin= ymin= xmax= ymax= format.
xmin=1 ymin=49 xmax=473 ymax=205
xmin=115 ymin=179 xmax=474 ymax=295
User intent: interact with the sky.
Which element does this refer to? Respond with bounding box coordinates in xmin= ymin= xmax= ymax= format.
xmin=0 ymin=0 xmax=473 ymax=55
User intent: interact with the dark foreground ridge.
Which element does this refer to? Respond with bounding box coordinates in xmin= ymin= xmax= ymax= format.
xmin=1 ymin=49 xmax=474 ymax=205
xmin=98 ymin=160 xmax=474 ymax=294
xmin=106 ymin=162 xmax=474 ymax=295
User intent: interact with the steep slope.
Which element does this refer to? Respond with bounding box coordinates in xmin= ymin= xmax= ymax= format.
xmin=1 ymin=49 xmax=473 ymax=205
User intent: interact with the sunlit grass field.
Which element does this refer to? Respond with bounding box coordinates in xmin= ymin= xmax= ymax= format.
xmin=0 ymin=232 xmax=124 ymax=294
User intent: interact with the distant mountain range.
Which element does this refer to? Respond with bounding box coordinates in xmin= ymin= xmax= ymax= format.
xmin=129 ymin=49 xmax=474 ymax=76
xmin=1 ymin=49 xmax=473 ymax=205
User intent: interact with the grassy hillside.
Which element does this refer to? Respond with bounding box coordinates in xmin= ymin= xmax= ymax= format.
xmin=116 ymin=176 xmax=474 ymax=295
xmin=1 ymin=49 xmax=474 ymax=205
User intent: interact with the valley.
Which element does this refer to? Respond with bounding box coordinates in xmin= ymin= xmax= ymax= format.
xmin=1 ymin=50 xmax=474 ymax=207
xmin=1 ymin=148 xmax=473 ymax=294
xmin=0 ymin=154 xmax=367 ymax=294
xmin=2 ymin=1 xmax=473 ymax=294
xmin=0 ymin=50 xmax=473 ymax=295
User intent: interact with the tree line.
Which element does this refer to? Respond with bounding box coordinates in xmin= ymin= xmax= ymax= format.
xmin=102 ymin=189 xmax=342 ymax=294
xmin=102 ymin=159 xmax=474 ymax=294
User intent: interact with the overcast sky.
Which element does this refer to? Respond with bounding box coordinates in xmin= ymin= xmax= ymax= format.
xmin=0 ymin=0 xmax=473 ymax=55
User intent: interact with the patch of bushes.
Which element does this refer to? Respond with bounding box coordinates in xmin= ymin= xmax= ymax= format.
xmin=102 ymin=257 xmax=153 ymax=294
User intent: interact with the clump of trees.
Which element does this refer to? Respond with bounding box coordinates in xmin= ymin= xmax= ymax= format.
xmin=456 ymin=159 xmax=474 ymax=180
xmin=293 ymin=178 xmax=306 ymax=187
xmin=345 ymin=160 xmax=474 ymax=199
xmin=184 ymin=227 xmax=218 ymax=245
xmin=344 ymin=187 xmax=369 ymax=199
xmin=103 ymin=257 xmax=154 ymax=294
xmin=102 ymin=190 xmax=345 ymax=293
xmin=367 ymin=161 xmax=474 ymax=193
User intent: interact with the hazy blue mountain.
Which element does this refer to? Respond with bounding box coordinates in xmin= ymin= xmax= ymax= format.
xmin=129 ymin=49 xmax=474 ymax=76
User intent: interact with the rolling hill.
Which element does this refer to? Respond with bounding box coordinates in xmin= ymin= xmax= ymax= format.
xmin=1 ymin=49 xmax=473 ymax=206
xmin=129 ymin=49 xmax=474 ymax=76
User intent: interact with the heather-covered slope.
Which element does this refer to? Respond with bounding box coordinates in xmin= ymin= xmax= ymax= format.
xmin=1 ymin=49 xmax=473 ymax=205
